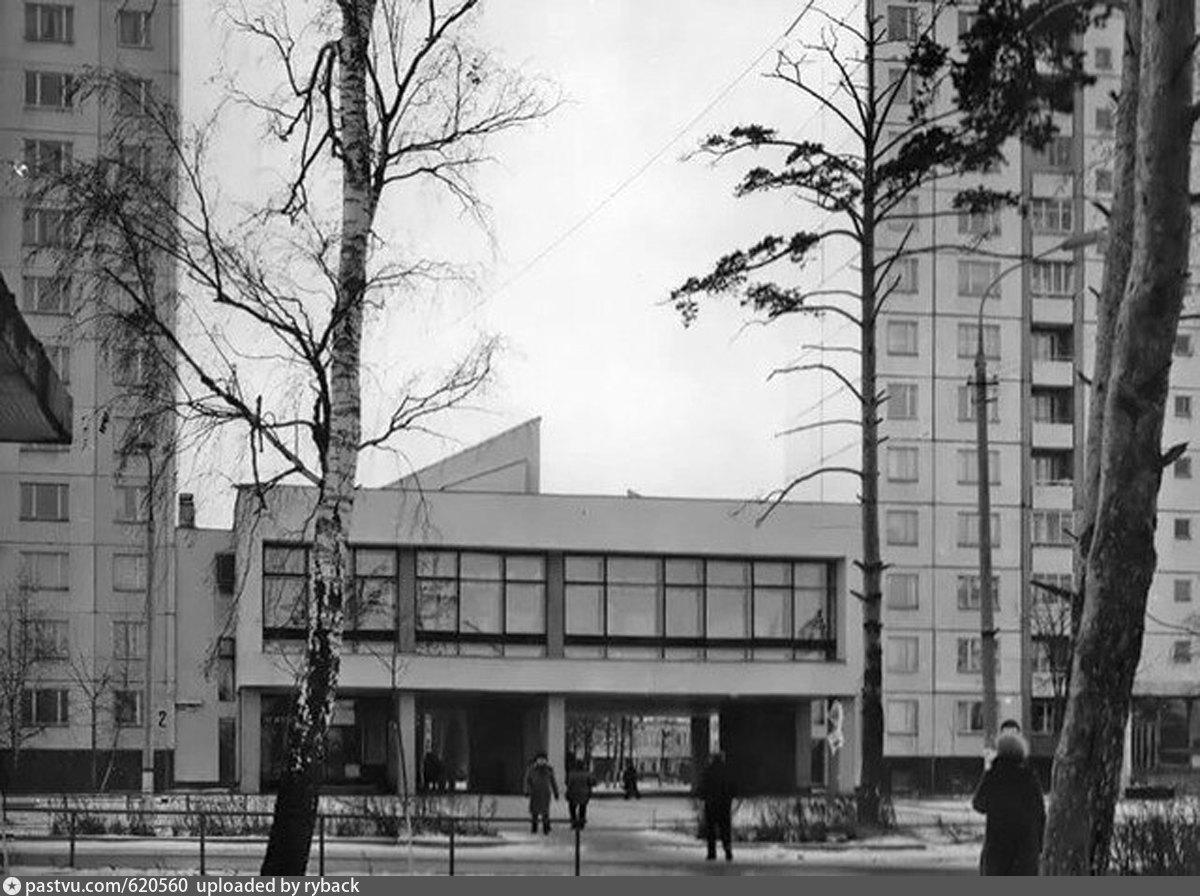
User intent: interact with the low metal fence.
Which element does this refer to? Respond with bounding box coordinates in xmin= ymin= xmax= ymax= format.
xmin=0 ymin=805 xmax=632 ymax=876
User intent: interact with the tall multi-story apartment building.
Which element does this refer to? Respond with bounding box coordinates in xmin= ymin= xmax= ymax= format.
xmin=0 ymin=2 xmax=179 ymax=791
xmin=861 ymin=2 xmax=1200 ymax=790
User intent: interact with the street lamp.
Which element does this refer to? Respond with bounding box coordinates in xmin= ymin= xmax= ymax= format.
xmin=972 ymin=228 xmax=1104 ymax=752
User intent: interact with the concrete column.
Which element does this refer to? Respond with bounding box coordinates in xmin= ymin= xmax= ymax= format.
xmin=795 ymin=701 xmax=813 ymax=790
xmin=394 ymin=691 xmax=417 ymax=797
xmin=397 ymin=550 xmax=416 ymax=653
xmin=546 ymin=695 xmax=566 ymax=788
xmin=1120 ymin=714 xmax=1133 ymax=794
xmin=239 ymin=690 xmax=261 ymax=794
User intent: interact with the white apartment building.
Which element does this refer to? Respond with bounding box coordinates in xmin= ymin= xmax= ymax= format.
xmin=864 ymin=2 xmax=1200 ymax=791
xmin=0 ymin=2 xmax=180 ymax=792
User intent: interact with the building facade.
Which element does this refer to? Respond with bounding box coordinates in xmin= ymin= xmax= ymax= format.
xmin=167 ymin=420 xmax=864 ymax=796
xmin=864 ymin=2 xmax=1200 ymax=790
xmin=0 ymin=2 xmax=180 ymax=791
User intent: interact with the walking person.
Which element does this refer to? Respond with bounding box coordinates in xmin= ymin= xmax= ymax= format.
xmin=524 ymin=751 xmax=560 ymax=835
xmin=622 ymin=760 xmax=640 ymax=800
xmin=566 ymin=756 xmax=596 ymax=830
xmin=972 ymin=728 xmax=1046 ymax=875
xmin=699 ymin=751 xmax=735 ymax=862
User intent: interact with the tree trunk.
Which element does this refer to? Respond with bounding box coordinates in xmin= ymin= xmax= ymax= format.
xmin=260 ymin=0 xmax=374 ymax=875
xmin=856 ymin=5 xmax=885 ymax=824
xmin=1074 ymin=0 xmax=1141 ymax=648
xmin=1042 ymin=0 xmax=1193 ymax=874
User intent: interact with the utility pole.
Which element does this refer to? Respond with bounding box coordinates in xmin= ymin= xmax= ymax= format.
xmin=973 ymin=329 xmax=999 ymax=751
xmin=141 ymin=443 xmax=156 ymax=794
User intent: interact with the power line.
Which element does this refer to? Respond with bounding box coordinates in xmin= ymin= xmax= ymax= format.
xmin=476 ymin=0 xmax=822 ymax=308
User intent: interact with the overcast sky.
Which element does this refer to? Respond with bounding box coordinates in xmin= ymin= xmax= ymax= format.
xmin=179 ymin=0 xmax=861 ymax=527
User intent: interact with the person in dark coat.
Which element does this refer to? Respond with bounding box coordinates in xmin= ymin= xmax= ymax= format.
xmin=421 ymin=751 xmax=443 ymax=794
xmin=524 ymin=752 xmax=560 ymax=835
xmin=699 ymin=751 xmax=735 ymax=862
xmin=622 ymin=760 xmax=640 ymax=800
xmin=565 ymin=756 xmax=597 ymax=830
xmin=972 ymin=730 xmax=1046 ymax=875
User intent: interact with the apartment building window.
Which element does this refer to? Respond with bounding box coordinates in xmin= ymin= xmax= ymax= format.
xmin=957 ymin=637 xmax=999 ymax=674
xmin=348 ymin=548 xmax=398 ymax=635
xmin=1095 ymin=169 xmax=1113 ymax=193
xmin=118 ymin=143 xmax=153 ymax=180
xmin=1175 ymin=333 xmax=1193 ymax=357
xmin=1029 ymin=197 xmax=1073 ymax=234
xmin=956 ymin=700 xmax=984 ymax=733
xmin=1175 ymin=518 xmax=1192 ymax=541
xmin=1030 ymin=260 xmax=1075 ymax=296
xmin=886 ymin=572 xmax=919 ymax=610
xmin=1032 ymin=510 xmax=1074 ymax=546
xmin=1032 ymin=388 xmax=1073 ymax=423
xmin=886 ymin=319 xmax=918 ymax=356
xmin=117 ymin=9 xmax=153 ymax=47
xmin=113 ymin=620 xmax=145 ymax=659
xmin=1175 ymin=456 xmax=1192 ymax=480
xmin=1095 ymin=47 xmax=1113 ymax=70
xmin=886 ymin=699 xmax=919 ymax=736
xmin=1174 ymin=579 xmax=1192 ymax=603
xmin=886 ymin=510 xmax=919 ymax=546
xmin=886 ymin=446 xmax=919 ymax=483
xmin=1034 ymin=136 xmax=1073 ymax=169
xmin=957 ymin=511 xmax=1000 ymax=548
xmin=957 ymin=384 xmax=999 ymax=423
xmin=217 ymin=638 xmax=235 ymax=701
xmin=112 ymin=347 xmax=152 ymax=386
xmin=888 ymin=68 xmax=911 ymax=104
xmin=45 ymin=345 xmax=69 ymax=384
xmin=956 ymin=323 xmax=999 ymax=359
xmin=21 ymin=276 xmax=70 ymax=314
xmin=19 ymin=551 xmax=68 ymax=590
xmin=23 ymin=139 xmax=72 ymax=177
xmin=956 ymin=575 xmax=1000 ymax=611
xmin=113 ymin=554 xmax=147 ymax=592
xmin=1033 ymin=450 xmax=1074 ymax=486
xmin=887 ymin=382 xmax=918 ymax=420
xmin=24 ymin=71 xmax=75 ymax=109
xmin=28 ymin=619 xmax=69 ymax=660
xmin=418 ymin=551 xmax=547 ymax=656
xmin=1032 ymin=636 xmax=1069 ymax=674
xmin=891 ymin=258 xmax=918 ymax=294
xmin=887 ymin=5 xmax=919 ymax=41
xmin=1032 ymin=573 xmax=1074 ymax=604
xmin=887 ymin=195 xmax=919 ymax=233
xmin=22 ymin=208 xmax=68 ymax=247
xmin=20 ymin=689 xmax=68 ymax=727
xmin=1095 ymin=106 xmax=1114 ymax=132
xmin=958 ymin=209 xmax=1001 ymax=238
xmin=114 ymin=484 xmax=149 ymax=522
xmin=114 ymin=690 xmax=143 ymax=727
xmin=1175 ymin=395 xmax=1192 ymax=419
xmin=958 ymin=260 xmax=1001 ymax=296
xmin=19 ymin=482 xmax=69 ymax=521
xmin=1032 ymin=326 xmax=1073 ymax=361
xmin=957 ymin=12 xmax=978 ymax=37
xmin=263 ymin=545 xmax=307 ymax=634
xmin=956 ymin=448 xmax=999 ymax=485
xmin=118 ymin=78 xmax=153 ymax=117
xmin=1172 ymin=641 xmax=1192 ymax=664
xmin=1031 ymin=699 xmax=1061 ymax=735
xmin=885 ymin=636 xmax=919 ymax=673
xmin=25 ymin=4 xmax=74 ymax=43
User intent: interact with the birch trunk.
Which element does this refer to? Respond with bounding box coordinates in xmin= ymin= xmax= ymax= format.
xmin=1042 ymin=0 xmax=1193 ymax=874
xmin=260 ymin=0 xmax=376 ymax=875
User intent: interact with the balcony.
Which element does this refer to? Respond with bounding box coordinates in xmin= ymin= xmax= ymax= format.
xmin=1032 ymin=359 xmax=1074 ymax=388
xmin=1032 ymin=297 xmax=1075 ymax=326
xmin=1032 ymin=421 xmax=1074 ymax=449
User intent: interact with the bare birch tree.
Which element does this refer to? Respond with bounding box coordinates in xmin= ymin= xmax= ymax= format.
xmin=39 ymin=0 xmax=553 ymax=873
